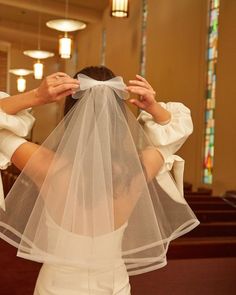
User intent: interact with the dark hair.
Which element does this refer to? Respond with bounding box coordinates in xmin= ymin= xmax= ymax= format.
xmin=64 ymin=66 xmax=116 ymax=116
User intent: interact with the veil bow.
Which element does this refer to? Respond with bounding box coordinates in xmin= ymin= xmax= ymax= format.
xmin=73 ymin=73 xmax=129 ymax=100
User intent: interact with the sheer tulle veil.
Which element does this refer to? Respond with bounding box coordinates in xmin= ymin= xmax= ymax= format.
xmin=0 ymin=73 xmax=199 ymax=276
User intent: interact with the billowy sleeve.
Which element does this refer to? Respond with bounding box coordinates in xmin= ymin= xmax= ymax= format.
xmin=0 ymin=91 xmax=35 ymax=137
xmin=137 ymin=102 xmax=193 ymax=203
xmin=0 ymin=91 xmax=35 ymax=211
xmin=137 ymin=102 xmax=193 ymax=160
xmin=0 ymin=91 xmax=35 ymax=168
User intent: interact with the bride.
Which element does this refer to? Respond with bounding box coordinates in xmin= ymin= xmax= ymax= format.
xmin=0 ymin=66 xmax=199 ymax=294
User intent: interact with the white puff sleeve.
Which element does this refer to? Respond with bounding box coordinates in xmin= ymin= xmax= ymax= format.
xmin=0 ymin=91 xmax=35 ymax=137
xmin=0 ymin=91 xmax=35 ymax=211
xmin=137 ymin=102 xmax=193 ymax=160
xmin=137 ymin=102 xmax=193 ymax=204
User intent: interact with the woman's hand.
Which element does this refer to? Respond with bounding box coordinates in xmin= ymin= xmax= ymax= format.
xmin=35 ymin=72 xmax=80 ymax=105
xmin=126 ymin=75 xmax=171 ymax=124
xmin=126 ymin=74 xmax=157 ymax=116
xmin=0 ymin=72 xmax=80 ymax=115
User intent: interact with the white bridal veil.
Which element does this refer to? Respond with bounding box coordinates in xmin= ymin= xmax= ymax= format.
xmin=0 ymin=74 xmax=199 ymax=277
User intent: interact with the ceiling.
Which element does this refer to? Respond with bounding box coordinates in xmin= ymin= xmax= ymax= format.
xmin=56 ymin=0 xmax=109 ymax=11
xmin=0 ymin=0 xmax=109 ymax=50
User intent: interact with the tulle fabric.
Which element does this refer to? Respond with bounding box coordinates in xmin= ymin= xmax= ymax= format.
xmin=0 ymin=75 xmax=199 ymax=283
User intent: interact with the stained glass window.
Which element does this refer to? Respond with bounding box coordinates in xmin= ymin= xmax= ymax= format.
xmin=203 ymin=0 xmax=220 ymax=184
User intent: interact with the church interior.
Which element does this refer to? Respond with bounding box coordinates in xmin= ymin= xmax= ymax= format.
xmin=0 ymin=0 xmax=235 ymax=294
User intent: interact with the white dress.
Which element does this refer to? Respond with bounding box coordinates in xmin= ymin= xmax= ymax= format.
xmin=33 ymin=213 xmax=130 ymax=295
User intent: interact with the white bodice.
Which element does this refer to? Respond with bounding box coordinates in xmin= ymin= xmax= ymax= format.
xmin=44 ymin=212 xmax=128 ymax=270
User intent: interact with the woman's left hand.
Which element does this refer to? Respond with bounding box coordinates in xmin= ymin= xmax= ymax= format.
xmin=126 ymin=75 xmax=157 ymax=115
xmin=126 ymin=75 xmax=171 ymax=124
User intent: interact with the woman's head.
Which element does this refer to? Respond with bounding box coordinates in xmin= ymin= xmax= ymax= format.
xmin=63 ymin=66 xmax=140 ymax=194
xmin=64 ymin=66 xmax=116 ymax=116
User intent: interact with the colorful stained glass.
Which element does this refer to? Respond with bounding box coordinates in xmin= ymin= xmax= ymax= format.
xmin=203 ymin=0 xmax=220 ymax=184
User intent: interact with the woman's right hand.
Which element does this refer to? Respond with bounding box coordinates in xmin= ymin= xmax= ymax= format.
xmin=35 ymin=72 xmax=80 ymax=105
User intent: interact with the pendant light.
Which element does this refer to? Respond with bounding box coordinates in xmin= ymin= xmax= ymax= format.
xmin=46 ymin=0 xmax=86 ymax=59
xmin=111 ymin=0 xmax=129 ymax=18
xmin=24 ymin=11 xmax=54 ymax=79
xmin=24 ymin=50 xmax=54 ymax=79
xmin=9 ymin=69 xmax=33 ymax=92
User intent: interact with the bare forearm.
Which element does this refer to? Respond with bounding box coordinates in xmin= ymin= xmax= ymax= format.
xmin=0 ymin=90 xmax=41 ymax=115
xmin=148 ymin=102 xmax=171 ymax=124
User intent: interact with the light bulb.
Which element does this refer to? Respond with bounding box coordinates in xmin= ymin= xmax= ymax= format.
xmin=34 ymin=61 xmax=44 ymax=79
xmin=17 ymin=76 xmax=26 ymax=92
xmin=111 ymin=0 xmax=129 ymax=18
xmin=59 ymin=34 xmax=72 ymax=59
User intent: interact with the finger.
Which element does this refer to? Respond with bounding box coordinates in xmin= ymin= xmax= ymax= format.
xmin=128 ymin=80 xmax=152 ymax=90
xmin=135 ymin=74 xmax=153 ymax=89
xmin=52 ymin=84 xmax=80 ymax=96
xmin=50 ymin=72 xmax=70 ymax=79
xmin=55 ymin=89 xmax=75 ymax=101
xmin=129 ymin=98 xmax=146 ymax=109
xmin=50 ymin=77 xmax=80 ymax=87
xmin=126 ymin=86 xmax=154 ymax=97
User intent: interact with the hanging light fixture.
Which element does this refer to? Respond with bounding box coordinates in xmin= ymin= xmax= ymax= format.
xmin=9 ymin=69 xmax=33 ymax=92
xmin=46 ymin=19 xmax=86 ymax=59
xmin=24 ymin=11 xmax=54 ymax=79
xmin=24 ymin=50 xmax=54 ymax=79
xmin=111 ymin=0 xmax=129 ymax=18
xmin=46 ymin=0 xmax=86 ymax=59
